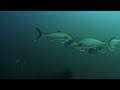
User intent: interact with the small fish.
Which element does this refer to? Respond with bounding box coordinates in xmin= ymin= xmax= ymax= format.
xmin=34 ymin=26 xmax=73 ymax=44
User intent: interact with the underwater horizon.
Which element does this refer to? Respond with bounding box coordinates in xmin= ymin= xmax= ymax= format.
xmin=1 ymin=11 xmax=120 ymax=79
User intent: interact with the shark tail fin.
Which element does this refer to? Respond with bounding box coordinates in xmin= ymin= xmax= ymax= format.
xmin=33 ymin=26 xmax=43 ymax=42
xmin=104 ymin=37 xmax=116 ymax=51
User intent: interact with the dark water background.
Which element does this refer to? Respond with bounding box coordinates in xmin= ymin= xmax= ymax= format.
xmin=1 ymin=11 xmax=120 ymax=79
